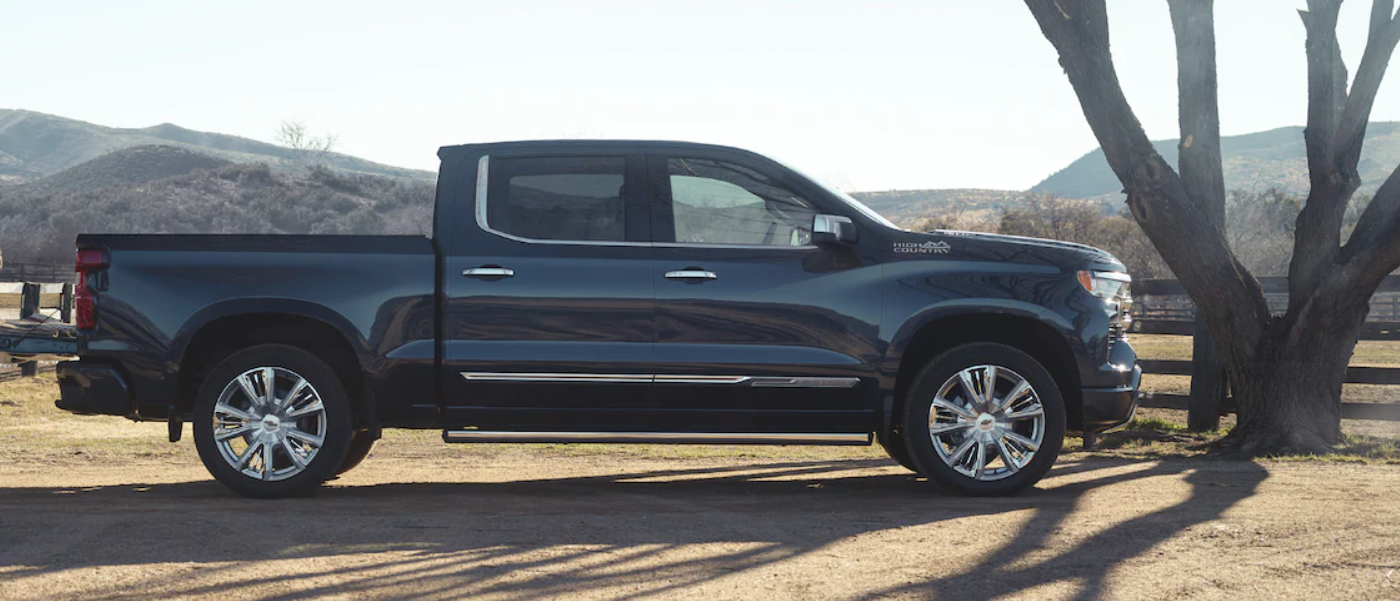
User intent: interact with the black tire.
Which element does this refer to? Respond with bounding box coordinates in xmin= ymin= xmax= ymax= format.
xmin=193 ymin=344 xmax=353 ymax=499
xmin=878 ymin=427 xmax=921 ymax=473
xmin=336 ymin=430 xmax=378 ymax=475
xmin=902 ymin=342 xmax=1065 ymax=496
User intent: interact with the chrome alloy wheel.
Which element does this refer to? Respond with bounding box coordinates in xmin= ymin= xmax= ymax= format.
xmin=927 ymin=364 xmax=1046 ymax=481
xmin=211 ymin=366 xmax=327 ymax=482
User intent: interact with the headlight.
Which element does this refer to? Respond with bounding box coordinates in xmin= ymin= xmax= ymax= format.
xmin=1077 ymin=270 xmax=1131 ymax=300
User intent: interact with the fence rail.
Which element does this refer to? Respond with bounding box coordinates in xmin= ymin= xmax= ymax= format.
xmin=1136 ymin=358 xmax=1400 ymax=421
xmin=0 ymin=263 xmax=74 ymax=284
xmin=0 ymin=360 xmax=59 ymax=382
xmin=1132 ymin=276 xmax=1400 ymax=337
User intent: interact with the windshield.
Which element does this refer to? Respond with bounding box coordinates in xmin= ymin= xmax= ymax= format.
xmin=775 ymin=158 xmax=903 ymax=231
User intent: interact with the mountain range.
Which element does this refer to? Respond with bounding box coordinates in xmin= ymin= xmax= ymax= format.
xmin=0 ymin=109 xmax=434 ymax=185
xmin=1033 ymin=123 xmax=1400 ymax=201
xmin=0 ymin=109 xmax=1397 ymax=267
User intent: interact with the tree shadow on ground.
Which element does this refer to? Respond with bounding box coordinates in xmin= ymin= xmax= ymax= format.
xmin=0 ymin=457 xmax=1266 ymax=600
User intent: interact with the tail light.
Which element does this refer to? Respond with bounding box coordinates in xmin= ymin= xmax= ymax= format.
xmin=75 ymin=249 xmax=108 ymax=330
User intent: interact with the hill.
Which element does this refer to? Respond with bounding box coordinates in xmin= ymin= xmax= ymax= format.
xmin=849 ymin=189 xmax=1031 ymax=225
xmin=15 ymin=145 xmax=233 ymax=195
xmin=0 ymin=109 xmax=435 ymax=186
xmin=0 ymin=160 xmax=434 ymax=266
xmin=1033 ymin=123 xmax=1400 ymax=200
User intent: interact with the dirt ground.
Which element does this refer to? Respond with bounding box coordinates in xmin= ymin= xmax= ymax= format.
xmin=2 ymin=377 xmax=1400 ymax=600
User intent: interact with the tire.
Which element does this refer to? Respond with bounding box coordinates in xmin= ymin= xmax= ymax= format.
xmin=902 ymin=342 xmax=1065 ymax=496
xmin=336 ymin=430 xmax=378 ymax=476
xmin=192 ymin=344 xmax=354 ymax=498
xmin=878 ymin=427 xmax=921 ymax=473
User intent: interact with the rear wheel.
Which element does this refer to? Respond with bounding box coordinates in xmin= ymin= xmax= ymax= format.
xmin=192 ymin=344 xmax=353 ymax=498
xmin=902 ymin=342 xmax=1065 ymax=496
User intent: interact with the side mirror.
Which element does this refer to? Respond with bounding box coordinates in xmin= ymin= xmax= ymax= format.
xmin=812 ymin=214 xmax=858 ymax=247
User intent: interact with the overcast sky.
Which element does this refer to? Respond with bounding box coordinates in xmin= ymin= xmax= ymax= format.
xmin=4 ymin=0 xmax=1397 ymax=191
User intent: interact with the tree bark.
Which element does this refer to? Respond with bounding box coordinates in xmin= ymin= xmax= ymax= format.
xmin=1226 ymin=278 xmax=1370 ymax=452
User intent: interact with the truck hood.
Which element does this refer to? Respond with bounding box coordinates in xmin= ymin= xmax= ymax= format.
xmin=909 ymin=229 xmax=1127 ymax=272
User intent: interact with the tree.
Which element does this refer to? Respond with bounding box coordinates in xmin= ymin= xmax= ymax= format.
xmin=1025 ymin=0 xmax=1400 ymax=454
xmin=274 ymin=120 xmax=339 ymax=162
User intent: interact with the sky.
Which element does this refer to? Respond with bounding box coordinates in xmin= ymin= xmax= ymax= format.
xmin=3 ymin=0 xmax=1397 ymax=192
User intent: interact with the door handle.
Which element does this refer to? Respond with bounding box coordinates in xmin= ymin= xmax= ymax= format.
xmin=463 ymin=266 xmax=515 ymax=278
xmin=665 ymin=269 xmax=717 ymax=280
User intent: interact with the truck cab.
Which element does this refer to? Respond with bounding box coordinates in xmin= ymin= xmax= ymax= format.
xmin=56 ymin=140 xmax=1140 ymax=498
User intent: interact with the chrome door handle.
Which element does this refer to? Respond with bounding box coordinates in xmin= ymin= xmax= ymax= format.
xmin=463 ymin=267 xmax=515 ymax=278
xmin=665 ymin=269 xmax=717 ymax=280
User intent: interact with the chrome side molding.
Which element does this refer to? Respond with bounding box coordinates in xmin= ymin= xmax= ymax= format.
xmin=443 ymin=431 xmax=872 ymax=445
xmin=461 ymin=373 xmax=859 ymax=388
xmin=461 ymin=372 xmax=652 ymax=383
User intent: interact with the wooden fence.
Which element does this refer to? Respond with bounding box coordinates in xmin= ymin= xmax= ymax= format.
xmin=0 ymin=262 xmax=74 ymax=284
xmin=1131 ymin=276 xmax=1400 ymax=337
xmin=1132 ymin=277 xmax=1400 ymax=422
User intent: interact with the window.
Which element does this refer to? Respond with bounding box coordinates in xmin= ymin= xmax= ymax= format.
xmin=667 ymin=158 xmax=818 ymax=247
xmin=487 ymin=156 xmax=627 ymax=242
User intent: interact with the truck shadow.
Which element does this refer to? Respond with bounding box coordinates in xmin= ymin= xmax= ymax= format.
xmin=0 ymin=457 xmax=1266 ymax=600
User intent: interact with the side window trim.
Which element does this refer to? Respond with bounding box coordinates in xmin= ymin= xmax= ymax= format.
xmin=473 ymin=151 xmax=822 ymax=250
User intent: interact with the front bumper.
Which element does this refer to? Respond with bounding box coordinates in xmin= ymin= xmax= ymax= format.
xmin=55 ymin=360 xmax=132 ymax=417
xmin=1081 ymin=365 xmax=1141 ymax=432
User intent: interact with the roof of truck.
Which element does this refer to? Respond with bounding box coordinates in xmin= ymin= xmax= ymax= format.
xmin=436 ymin=139 xmax=754 ymax=160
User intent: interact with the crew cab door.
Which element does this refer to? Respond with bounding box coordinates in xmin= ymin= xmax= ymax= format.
xmin=440 ymin=150 xmax=656 ymax=430
xmin=646 ymin=151 xmax=884 ymax=432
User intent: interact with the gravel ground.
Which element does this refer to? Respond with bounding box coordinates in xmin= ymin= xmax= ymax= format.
xmin=3 ymin=358 xmax=1400 ymax=600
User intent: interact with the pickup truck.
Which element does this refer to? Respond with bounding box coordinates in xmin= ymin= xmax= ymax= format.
xmin=55 ymin=140 xmax=1140 ymax=498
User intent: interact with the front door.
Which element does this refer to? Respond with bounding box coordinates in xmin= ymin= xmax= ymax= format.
xmin=646 ymin=152 xmax=884 ymax=433
xmin=441 ymin=151 xmax=658 ymax=430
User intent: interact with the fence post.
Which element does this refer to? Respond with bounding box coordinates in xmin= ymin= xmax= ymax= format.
xmin=1188 ymin=311 xmax=1226 ymax=431
xmin=19 ymin=361 xmax=37 ymax=377
xmin=19 ymin=283 xmax=39 ymax=320
xmin=60 ymin=283 xmax=74 ymax=323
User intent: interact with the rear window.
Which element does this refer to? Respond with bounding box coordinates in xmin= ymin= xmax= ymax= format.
xmin=486 ymin=156 xmax=627 ymax=242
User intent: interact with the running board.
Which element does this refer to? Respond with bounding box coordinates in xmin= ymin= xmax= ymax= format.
xmin=442 ymin=430 xmax=872 ymax=445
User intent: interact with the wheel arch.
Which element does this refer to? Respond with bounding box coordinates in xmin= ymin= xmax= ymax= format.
xmin=174 ymin=300 xmax=369 ymax=418
xmin=885 ymin=308 xmax=1084 ymax=436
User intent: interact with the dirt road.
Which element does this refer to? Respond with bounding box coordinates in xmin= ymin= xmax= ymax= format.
xmin=2 ymin=450 xmax=1398 ymax=600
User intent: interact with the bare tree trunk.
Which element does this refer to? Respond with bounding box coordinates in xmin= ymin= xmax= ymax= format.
xmin=1169 ymin=0 xmax=1230 ymax=431
xmin=1226 ymin=281 xmax=1370 ymax=453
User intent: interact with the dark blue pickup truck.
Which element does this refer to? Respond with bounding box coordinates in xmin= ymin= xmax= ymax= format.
xmin=56 ymin=140 xmax=1139 ymax=498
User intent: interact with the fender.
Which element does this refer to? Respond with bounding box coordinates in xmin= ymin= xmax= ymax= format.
xmin=880 ymin=298 xmax=1083 ymax=395
xmin=173 ymin=298 xmax=372 ymax=371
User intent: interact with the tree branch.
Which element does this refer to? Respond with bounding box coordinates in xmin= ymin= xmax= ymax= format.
xmin=1337 ymin=2 xmax=1400 ymax=172
xmin=1342 ymin=163 xmax=1400 ymax=282
xmin=1024 ymin=0 xmax=1270 ymax=359
xmin=1168 ymin=0 xmax=1225 ymax=223
xmin=1288 ymin=1 xmax=1353 ymax=299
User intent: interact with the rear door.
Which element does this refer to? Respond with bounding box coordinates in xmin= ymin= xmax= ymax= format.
xmin=646 ymin=150 xmax=884 ymax=433
xmin=440 ymin=149 xmax=658 ymax=430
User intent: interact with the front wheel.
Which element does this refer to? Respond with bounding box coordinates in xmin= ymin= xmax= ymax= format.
xmin=902 ymin=343 xmax=1065 ymax=496
xmin=192 ymin=344 xmax=354 ymax=498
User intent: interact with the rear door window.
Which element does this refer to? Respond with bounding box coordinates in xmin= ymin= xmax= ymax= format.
xmin=486 ymin=156 xmax=628 ymax=242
